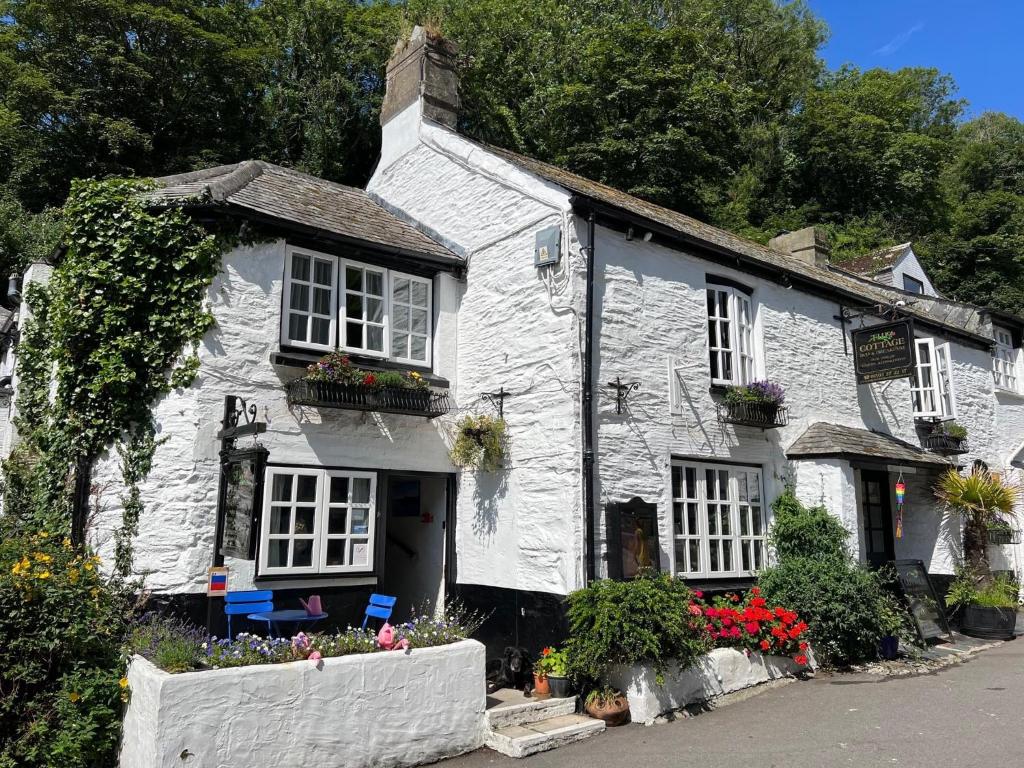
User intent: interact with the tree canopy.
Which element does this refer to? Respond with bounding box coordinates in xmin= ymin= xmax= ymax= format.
xmin=0 ymin=0 xmax=1020 ymax=314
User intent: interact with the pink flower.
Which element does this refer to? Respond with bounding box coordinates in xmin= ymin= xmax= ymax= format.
xmin=729 ymin=626 xmax=741 ymax=638
xmin=308 ymin=651 xmax=322 ymax=662
xmin=395 ymin=638 xmax=410 ymax=651
xmin=693 ymin=590 xmax=704 ymax=598
xmin=688 ymin=603 xmax=703 ymax=616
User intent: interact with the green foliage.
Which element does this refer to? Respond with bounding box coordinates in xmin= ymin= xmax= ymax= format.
xmin=534 ymin=646 xmax=569 ymax=677
xmin=564 ymin=572 xmax=710 ymax=684
xmin=946 ymin=568 xmax=1019 ymax=609
xmin=0 ymin=527 xmax=135 ymax=768
xmin=758 ymin=489 xmax=897 ymax=666
xmin=935 ymin=467 xmax=1018 ymax=579
xmin=450 ymin=414 xmax=506 ymax=471
xmin=768 ymin=488 xmax=850 ymax=561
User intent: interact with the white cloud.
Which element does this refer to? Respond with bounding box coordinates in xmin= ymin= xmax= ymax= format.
xmin=874 ymin=22 xmax=925 ymax=56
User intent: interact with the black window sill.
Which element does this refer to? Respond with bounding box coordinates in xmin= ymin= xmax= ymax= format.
xmin=709 ymin=384 xmax=729 ymax=397
xmin=271 ymin=349 xmax=450 ymax=388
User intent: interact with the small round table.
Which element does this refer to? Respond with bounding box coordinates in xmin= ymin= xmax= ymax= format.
xmin=248 ymin=609 xmax=328 ymax=638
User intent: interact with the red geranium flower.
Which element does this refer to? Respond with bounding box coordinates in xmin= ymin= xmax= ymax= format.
xmin=799 ymin=641 xmax=808 ymax=651
xmin=744 ymin=622 xmax=760 ymax=634
xmin=795 ymin=654 xmax=808 ymax=666
xmin=363 ymin=373 xmax=377 ymax=386
xmin=729 ymin=593 xmax=740 ymax=602
xmin=759 ymin=639 xmax=771 ymax=652
xmin=693 ymin=590 xmax=704 ymax=598
xmin=729 ymin=626 xmax=741 ymax=638
xmin=750 ymin=586 xmax=761 ymax=596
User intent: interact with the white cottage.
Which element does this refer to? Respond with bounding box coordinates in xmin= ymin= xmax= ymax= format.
xmin=5 ymin=27 xmax=1024 ymax=653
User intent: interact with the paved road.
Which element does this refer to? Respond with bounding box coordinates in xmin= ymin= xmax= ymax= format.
xmin=447 ymin=641 xmax=1024 ymax=768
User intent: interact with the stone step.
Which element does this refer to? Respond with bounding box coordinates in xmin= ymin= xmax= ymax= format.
xmin=486 ymin=694 xmax=577 ymax=729
xmin=486 ymin=713 xmax=606 ymax=758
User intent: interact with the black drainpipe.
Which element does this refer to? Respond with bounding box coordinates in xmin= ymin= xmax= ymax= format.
xmin=582 ymin=210 xmax=597 ymax=583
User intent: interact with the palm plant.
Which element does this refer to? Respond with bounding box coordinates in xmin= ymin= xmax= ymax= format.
xmin=934 ymin=467 xmax=1018 ymax=581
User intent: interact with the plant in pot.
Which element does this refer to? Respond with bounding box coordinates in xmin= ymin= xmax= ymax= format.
xmin=536 ymin=646 xmax=572 ymax=698
xmin=935 ymin=467 xmax=1020 ymax=639
xmin=723 ymin=380 xmax=785 ymax=425
xmin=532 ymin=648 xmax=554 ymax=696
xmin=986 ymin=519 xmax=1016 ymax=545
xmin=584 ymin=686 xmax=630 ymax=726
xmin=876 ymin=592 xmax=906 ymax=660
xmin=450 ymin=414 xmax=506 ymax=471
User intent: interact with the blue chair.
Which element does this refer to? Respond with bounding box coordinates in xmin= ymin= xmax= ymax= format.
xmin=224 ymin=590 xmax=274 ymax=640
xmin=362 ymin=594 xmax=397 ymax=630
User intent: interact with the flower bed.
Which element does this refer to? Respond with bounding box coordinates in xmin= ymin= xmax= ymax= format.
xmin=119 ymin=638 xmax=487 ymax=768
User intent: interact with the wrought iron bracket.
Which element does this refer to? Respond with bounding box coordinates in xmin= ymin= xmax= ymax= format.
xmin=606 ymin=377 xmax=640 ymax=414
xmin=483 ymin=387 xmax=511 ymax=419
xmin=216 ymin=395 xmax=267 ymax=450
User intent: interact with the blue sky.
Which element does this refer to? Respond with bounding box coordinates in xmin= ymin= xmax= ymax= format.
xmin=807 ymin=0 xmax=1023 ymax=120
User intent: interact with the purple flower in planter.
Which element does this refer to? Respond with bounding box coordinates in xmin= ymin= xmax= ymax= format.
xmin=747 ymin=380 xmax=785 ymax=406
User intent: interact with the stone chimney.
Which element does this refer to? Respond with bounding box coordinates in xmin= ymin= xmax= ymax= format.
xmin=769 ymin=226 xmax=831 ymax=267
xmin=380 ymin=26 xmax=459 ymax=130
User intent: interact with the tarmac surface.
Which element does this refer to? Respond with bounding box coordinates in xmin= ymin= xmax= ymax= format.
xmin=445 ymin=639 xmax=1024 ymax=768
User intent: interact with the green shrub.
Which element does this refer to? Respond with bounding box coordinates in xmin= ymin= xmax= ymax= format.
xmin=758 ymin=488 xmax=896 ymax=666
xmin=1 ymin=526 xmax=134 ymax=768
xmin=768 ymin=488 xmax=849 ymax=561
xmin=565 ymin=572 xmax=710 ymax=684
xmin=946 ymin=568 xmax=1019 ymax=609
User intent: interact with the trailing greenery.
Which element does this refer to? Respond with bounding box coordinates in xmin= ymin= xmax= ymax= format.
xmin=564 ymin=572 xmax=711 ymax=685
xmin=757 ymin=489 xmax=901 ymax=666
xmin=450 ymin=413 xmax=506 ymax=471
xmin=0 ymin=178 xmax=223 ymax=767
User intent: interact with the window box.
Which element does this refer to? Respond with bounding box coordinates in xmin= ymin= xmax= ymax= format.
xmin=716 ymin=400 xmax=789 ymax=429
xmin=987 ymin=526 xmax=1021 ymax=546
xmin=287 ymin=379 xmax=450 ymax=419
xmin=921 ymin=432 xmax=968 ymax=456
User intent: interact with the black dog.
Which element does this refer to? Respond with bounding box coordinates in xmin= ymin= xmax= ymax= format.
xmin=486 ymin=646 xmax=535 ymax=696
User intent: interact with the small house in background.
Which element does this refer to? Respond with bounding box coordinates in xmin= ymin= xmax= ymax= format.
xmin=3 ymin=26 xmax=1024 ymax=658
xmin=838 ymin=242 xmax=941 ymax=297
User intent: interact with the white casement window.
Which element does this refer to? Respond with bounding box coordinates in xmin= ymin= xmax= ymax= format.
xmin=993 ymin=327 xmax=1019 ymax=393
xmin=912 ymin=338 xmax=956 ymax=418
xmin=671 ymin=462 xmax=766 ymax=579
xmin=259 ymin=467 xmax=377 ymax=576
xmin=390 ymin=272 xmax=432 ymax=365
xmin=282 ymin=246 xmax=433 ymax=366
xmin=706 ymin=286 xmax=755 ymax=386
xmin=282 ymin=250 xmax=336 ymax=351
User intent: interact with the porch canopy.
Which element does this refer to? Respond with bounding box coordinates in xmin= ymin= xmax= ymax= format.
xmin=786 ymin=422 xmax=953 ymax=468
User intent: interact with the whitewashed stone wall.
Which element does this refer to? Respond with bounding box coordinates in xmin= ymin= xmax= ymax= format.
xmin=120 ymin=640 xmax=487 ymax=768
xmin=369 ymin=105 xmax=586 ymax=595
xmin=89 ymin=239 xmax=457 ymax=594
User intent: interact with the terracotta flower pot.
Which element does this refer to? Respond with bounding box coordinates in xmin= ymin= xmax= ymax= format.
xmin=533 ymin=673 xmax=550 ymax=696
xmin=585 ymin=694 xmax=630 ymax=727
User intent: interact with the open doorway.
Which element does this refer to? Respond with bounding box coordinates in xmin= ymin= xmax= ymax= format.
xmin=381 ymin=474 xmax=448 ymax=621
xmin=861 ymin=469 xmax=896 ymax=569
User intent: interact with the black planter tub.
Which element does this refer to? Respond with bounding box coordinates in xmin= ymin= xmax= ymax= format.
xmin=959 ymin=604 xmax=1018 ymax=640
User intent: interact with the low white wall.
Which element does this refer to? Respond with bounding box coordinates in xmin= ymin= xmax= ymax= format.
xmin=605 ymin=648 xmax=807 ymax=726
xmin=120 ymin=639 xmax=487 ymax=768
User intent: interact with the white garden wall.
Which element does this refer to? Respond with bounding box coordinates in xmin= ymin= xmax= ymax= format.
xmin=605 ymin=648 xmax=808 ymax=726
xmin=120 ymin=639 xmax=487 ymax=768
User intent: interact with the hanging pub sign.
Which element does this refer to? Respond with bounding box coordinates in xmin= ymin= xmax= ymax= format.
xmin=852 ymin=319 xmax=915 ymax=384
xmin=605 ymin=497 xmax=661 ymax=580
xmin=217 ymin=445 xmax=268 ymax=560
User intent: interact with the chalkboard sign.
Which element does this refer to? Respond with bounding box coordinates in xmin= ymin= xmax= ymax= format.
xmin=605 ymin=497 xmax=661 ymax=580
xmin=852 ymin=320 xmax=915 ymax=384
xmin=893 ymin=559 xmax=953 ymax=643
xmin=218 ymin=446 xmax=267 ymax=560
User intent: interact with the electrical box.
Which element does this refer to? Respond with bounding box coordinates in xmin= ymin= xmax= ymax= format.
xmin=534 ymin=224 xmax=562 ymax=267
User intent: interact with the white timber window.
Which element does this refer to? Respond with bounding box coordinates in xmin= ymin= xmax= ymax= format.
xmin=281 ymin=246 xmax=433 ymax=366
xmin=912 ymin=338 xmax=956 ymax=418
xmin=993 ymin=327 xmax=1019 ymax=393
xmin=259 ymin=467 xmax=377 ymax=576
xmin=671 ymin=461 xmax=766 ymax=579
xmin=706 ymin=285 xmax=755 ymax=386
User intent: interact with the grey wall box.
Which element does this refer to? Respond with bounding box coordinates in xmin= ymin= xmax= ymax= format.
xmin=534 ymin=224 xmax=562 ymax=267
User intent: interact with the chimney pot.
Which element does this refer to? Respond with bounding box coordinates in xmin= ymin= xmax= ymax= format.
xmin=381 ymin=26 xmax=459 ymax=129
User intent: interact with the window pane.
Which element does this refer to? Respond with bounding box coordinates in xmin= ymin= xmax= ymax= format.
xmin=741 ymin=542 xmax=751 ymax=571
xmin=410 ymin=336 xmax=427 ymax=361
xmin=708 ymin=320 xmax=718 ymax=346
xmin=717 ymin=291 xmax=729 ymax=317
xmin=685 ymin=468 xmax=696 ymax=497
xmin=346 ymin=293 xmax=363 ymax=318
xmin=674 ymin=541 xmax=688 ymax=574
xmin=366 ymin=271 xmax=383 ymax=296
xmin=751 ymin=507 xmax=763 ymax=535
xmin=718 ymin=471 xmax=730 ymax=499
xmin=328 ymin=508 xmax=347 ymax=535
xmin=672 ymin=466 xmax=682 ymax=498
xmin=268 ymin=540 xmax=288 ymax=568
xmin=291 ymin=254 xmax=310 ymax=281
xmin=293 ymin=539 xmax=313 ymax=567
xmin=709 ymin=349 xmax=719 ymax=379
xmin=411 ymin=281 xmax=428 ymax=306
xmin=393 ymin=277 xmax=409 ymax=303
xmin=393 ymin=306 xmax=410 ymax=331
xmin=313 ymin=287 xmax=331 ymax=315
xmin=346 ymin=267 xmax=362 ymax=291
xmin=297 ymin=475 xmax=317 ymax=503
xmin=709 ymin=542 xmax=720 ymax=571
xmin=269 ymin=508 xmax=290 ymax=535
xmin=754 ymin=541 xmax=764 ymax=569
xmin=706 ymin=289 xmax=715 ymax=314
xmin=313 ymin=259 xmax=333 ymax=286
xmin=721 ymin=349 xmax=732 ymax=380
xmin=687 ymin=503 xmax=698 ymax=535
xmin=688 ymin=540 xmax=700 ymax=572
xmin=740 ymin=507 xmax=749 ymax=536
xmin=351 ymin=508 xmax=369 ymax=535
xmin=720 ymin=507 xmax=731 ymax=535
xmin=330 ymin=477 xmax=348 ymax=503
xmin=351 ymin=539 xmax=370 ymax=566
xmin=392 ymin=329 xmax=409 ymax=357
xmin=673 ymin=502 xmax=683 ymax=535
xmin=346 ymin=322 xmax=362 ymax=347
xmin=272 ymin=474 xmax=293 ymax=502
xmin=722 ymin=540 xmax=733 ymax=571
xmin=707 ymin=505 xmax=718 ymax=535
xmin=367 ymin=297 xmax=384 ymax=323
xmin=288 ymin=313 xmax=306 ymax=342
xmin=294 ymin=507 xmax=315 ymax=534
xmin=411 ymin=308 xmax=428 ymax=334
xmin=325 ymin=539 xmax=346 ymax=566
xmin=367 ymin=326 xmax=384 ymax=352
xmin=290 ymin=283 xmax=309 ymax=311
xmin=312 ymin=318 xmax=331 ymax=345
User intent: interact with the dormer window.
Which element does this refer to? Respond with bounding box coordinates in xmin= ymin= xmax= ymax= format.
xmin=706 ymin=279 xmax=756 ymax=386
xmin=993 ymin=327 xmax=1019 ymax=393
xmin=282 ymin=246 xmax=433 ymax=367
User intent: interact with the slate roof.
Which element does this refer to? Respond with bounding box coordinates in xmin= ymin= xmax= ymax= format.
xmin=786 ymin=422 xmax=952 ymax=467
xmin=476 ymin=142 xmax=992 ymax=346
xmin=150 ymin=161 xmax=459 ymax=265
xmin=837 ymin=243 xmax=909 ymax=278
